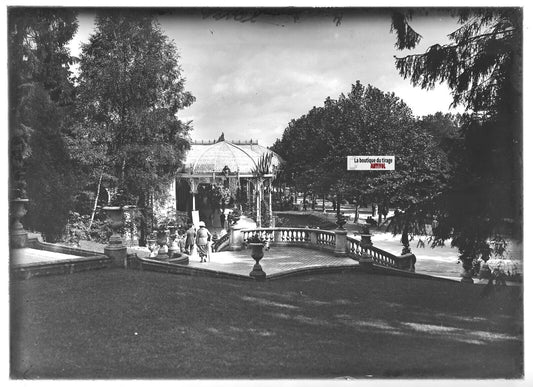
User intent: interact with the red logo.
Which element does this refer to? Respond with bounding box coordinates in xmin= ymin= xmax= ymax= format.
xmin=370 ymin=163 xmax=386 ymax=169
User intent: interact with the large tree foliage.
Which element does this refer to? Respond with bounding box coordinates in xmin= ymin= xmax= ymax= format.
xmin=8 ymin=8 xmax=79 ymax=241
xmin=70 ymin=10 xmax=195 ymax=209
xmin=272 ymin=81 xmax=450 ymax=226
xmin=391 ymin=9 xmax=522 ymax=265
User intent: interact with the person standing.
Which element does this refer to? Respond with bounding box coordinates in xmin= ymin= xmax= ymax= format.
xmin=185 ymin=222 xmax=196 ymax=255
xmin=196 ymin=221 xmax=212 ymax=263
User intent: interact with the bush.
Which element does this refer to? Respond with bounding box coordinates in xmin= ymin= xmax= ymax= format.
xmin=63 ymin=210 xmax=112 ymax=245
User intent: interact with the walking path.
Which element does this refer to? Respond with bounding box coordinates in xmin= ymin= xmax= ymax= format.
xmin=185 ymin=246 xmax=357 ymax=278
xmin=11 ymin=248 xmax=92 ymax=266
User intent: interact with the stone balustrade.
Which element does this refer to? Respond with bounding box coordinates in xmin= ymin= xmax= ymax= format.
xmin=224 ymin=226 xmax=416 ymax=272
xmin=241 ymin=228 xmax=337 ymax=252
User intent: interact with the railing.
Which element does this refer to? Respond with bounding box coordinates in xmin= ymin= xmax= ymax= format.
xmin=232 ymin=227 xmax=416 ymax=272
xmin=347 ymin=236 xmax=416 ymax=271
xmin=241 ymin=228 xmax=337 ymax=252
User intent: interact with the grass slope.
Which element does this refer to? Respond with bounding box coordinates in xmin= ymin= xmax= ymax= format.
xmin=10 ymin=269 xmax=522 ymax=379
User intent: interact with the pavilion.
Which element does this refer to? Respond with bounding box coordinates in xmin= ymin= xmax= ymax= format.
xmin=160 ymin=134 xmax=282 ymax=229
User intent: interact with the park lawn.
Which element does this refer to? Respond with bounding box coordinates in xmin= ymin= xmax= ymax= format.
xmin=10 ymin=269 xmax=522 ymax=379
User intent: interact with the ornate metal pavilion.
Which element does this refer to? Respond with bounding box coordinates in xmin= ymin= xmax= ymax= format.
xmin=162 ymin=134 xmax=282 ymax=229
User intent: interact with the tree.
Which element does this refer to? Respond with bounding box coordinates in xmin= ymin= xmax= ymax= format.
xmin=69 ymin=10 xmax=195 ymax=242
xmin=273 ymin=81 xmax=450 ymax=232
xmin=8 ymin=8 xmax=80 ymax=241
xmin=390 ymin=9 xmax=522 ymax=274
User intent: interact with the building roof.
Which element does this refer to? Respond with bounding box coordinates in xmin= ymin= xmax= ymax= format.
xmin=181 ymin=139 xmax=282 ymax=176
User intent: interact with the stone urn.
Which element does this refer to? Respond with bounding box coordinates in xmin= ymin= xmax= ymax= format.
xmin=156 ymin=228 xmax=169 ymax=260
xmin=103 ymin=206 xmax=127 ymax=267
xmin=336 ymin=213 xmax=347 ymax=230
xmin=358 ymin=225 xmax=374 ymax=270
xmin=103 ymin=206 xmax=124 ymax=247
xmin=147 ymin=238 xmax=157 ymax=258
xmin=10 ymin=198 xmax=29 ymax=248
xmin=167 ymin=226 xmax=178 ymax=258
xmin=249 ymin=242 xmax=266 ymax=280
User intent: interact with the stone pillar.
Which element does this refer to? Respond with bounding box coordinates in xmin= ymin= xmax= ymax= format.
xmin=156 ymin=228 xmax=169 ymax=260
xmin=274 ymin=229 xmax=282 ymax=243
xmin=334 ymin=229 xmax=348 ymax=257
xmin=256 ymin=179 xmax=262 ymax=228
xmin=189 ymin=178 xmax=198 ymax=226
xmin=229 ymin=224 xmax=244 ymax=251
xmin=358 ymin=226 xmax=374 ymax=271
xmin=309 ymin=230 xmax=318 ymax=246
xmin=167 ymin=226 xmax=178 ymax=259
xmin=103 ymin=206 xmax=127 ymax=268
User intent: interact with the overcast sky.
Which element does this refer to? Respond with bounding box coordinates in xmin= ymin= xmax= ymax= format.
xmin=71 ymin=8 xmax=464 ymax=147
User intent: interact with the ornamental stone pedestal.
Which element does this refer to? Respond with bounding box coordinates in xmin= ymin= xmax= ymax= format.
xmin=156 ymin=228 xmax=169 ymax=260
xmin=229 ymin=225 xmax=243 ymax=251
xmin=358 ymin=226 xmax=374 ymax=271
xmin=10 ymin=198 xmax=29 ymax=249
xmin=478 ymin=262 xmax=492 ymax=280
xmin=249 ymin=242 xmax=266 ymax=280
xmin=167 ymin=226 xmax=178 ymax=259
xmin=103 ymin=206 xmax=127 ymax=268
xmin=334 ymin=229 xmax=348 ymax=257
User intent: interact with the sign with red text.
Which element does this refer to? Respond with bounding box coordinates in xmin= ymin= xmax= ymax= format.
xmin=347 ymin=156 xmax=395 ymax=171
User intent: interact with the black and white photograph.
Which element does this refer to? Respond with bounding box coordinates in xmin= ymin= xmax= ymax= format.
xmin=7 ymin=4 xmax=525 ymax=381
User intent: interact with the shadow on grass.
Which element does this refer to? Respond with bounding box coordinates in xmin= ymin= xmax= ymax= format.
xmin=10 ymin=269 xmax=523 ymax=379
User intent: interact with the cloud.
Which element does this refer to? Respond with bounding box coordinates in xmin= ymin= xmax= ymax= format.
xmin=72 ymin=10 xmax=463 ymax=147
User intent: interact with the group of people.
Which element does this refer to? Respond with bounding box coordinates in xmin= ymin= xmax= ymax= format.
xmin=178 ymin=221 xmax=213 ymax=263
xmin=173 ymin=210 xmax=235 ymax=263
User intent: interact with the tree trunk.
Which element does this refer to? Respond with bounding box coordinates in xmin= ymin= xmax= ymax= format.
xmin=138 ymin=191 xmax=147 ymax=247
xmin=88 ymin=173 xmax=103 ymax=233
